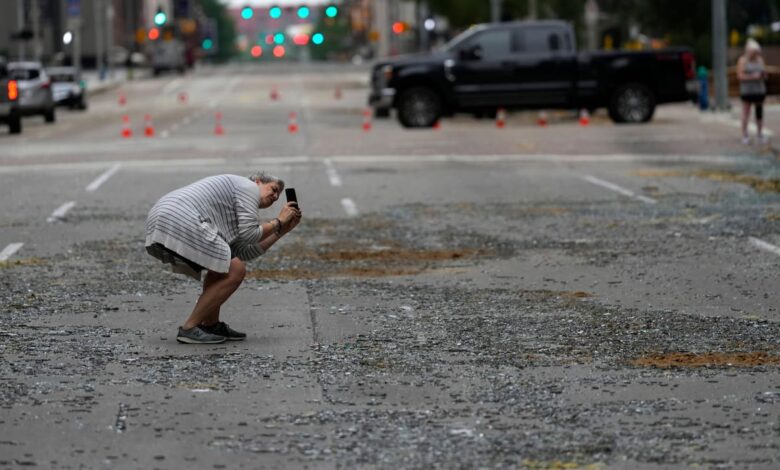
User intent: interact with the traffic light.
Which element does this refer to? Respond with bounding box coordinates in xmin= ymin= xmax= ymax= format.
xmin=273 ymin=32 xmax=285 ymax=45
xmin=392 ymin=22 xmax=406 ymax=34
xmin=148 ymin=27 xmax=160 ymax=40
xmin=241 ymin=6 xmax=253 ymax=20
xmin=202 ymin=38 xmax=213 ymax=50
xmin=297 ymin=6 xmax=310 ymax=19
xmin=325 ymin=5 xmax=338 ymax=18
xmin=269 ymin=6 xmax=282 ymax=19
xmin=311 ymin=33 xmax=324 ymax=45
xmin=154 ymin=7 xmax=167 ymax=26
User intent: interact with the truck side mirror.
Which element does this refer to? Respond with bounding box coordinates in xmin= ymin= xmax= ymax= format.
xmin=460 ymin=45 xmax=483 ymax=61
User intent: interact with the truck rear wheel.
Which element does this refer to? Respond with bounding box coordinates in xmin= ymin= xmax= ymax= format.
xmin=609 ymin=83 xmax=655 ymax=124
xmin=397 ymin=86 xmax=442 ymax=128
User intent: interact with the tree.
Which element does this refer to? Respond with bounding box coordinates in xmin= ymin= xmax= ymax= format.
xmin=195 ymin=0 xmax=237 ymax=61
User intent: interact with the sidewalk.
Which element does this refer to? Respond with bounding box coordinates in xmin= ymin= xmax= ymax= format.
xmin=81 ymin=67 xmax=152 ymax=97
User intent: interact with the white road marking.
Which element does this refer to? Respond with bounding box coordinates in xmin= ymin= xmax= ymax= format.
xmin=0 ymin=243 xmax=24 ymax=261
xmin=323 ymin=153 xmax=743 ymax=165
xmin=0 ymin=158 xmax=229 ymax=173
xmin=0 ymin=154 xmax=744 ymax=175
xmin=162 ymin=78 xmax=183 ymax=94
xmin=749 ymin=237 xmax=780 ymax=256
xmin=341 ymin=198 xmax=358 ymax=217
xmin=700 ymin=112 xmax=774 ymax=137
xmin=85 ymin=163 xmax=121 ymax=192
xmin=47 ymin=201 xmax=76 ymax=223
xmin=324 ymin=158 xmax=342 ymax=187
xmin=581 ymin=175 xmax=657 ymax=204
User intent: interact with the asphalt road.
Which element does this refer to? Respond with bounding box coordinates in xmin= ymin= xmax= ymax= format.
xmin=1 ymin=63 xmax=779 ymax=469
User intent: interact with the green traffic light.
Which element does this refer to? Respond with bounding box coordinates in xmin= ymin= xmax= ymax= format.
xmin=241 ymin=7 xmax=253 ymax=20
xmin=269 ymin=6 xmax=282 ymax=19
xmin=312 ymin=33 xmax=324 ymax=45
xmin=297 ymin=6 xmax=310 ymax=19
xmin=325 ymin=6 xmax=338 ymax=18
xmin=274 ymin=32 xmax=285 ymax=45
xmin=202 ymin=38 xmax=213 ymax=50
xmin=154 ymin=11 xmax=167 ymax=26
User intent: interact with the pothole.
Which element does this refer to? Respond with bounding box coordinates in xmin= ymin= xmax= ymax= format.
xmin=631 ymin=352 xmax=780 ymax=368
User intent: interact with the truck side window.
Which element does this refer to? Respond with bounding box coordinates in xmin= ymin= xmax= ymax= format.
xmin=462 ymin=29 xmax=512 ymax=60
xmin=520 ymin=28 xmax=566 ymax=54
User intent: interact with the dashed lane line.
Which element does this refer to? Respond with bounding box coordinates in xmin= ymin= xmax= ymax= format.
xmin=85 ymin=163 xmax=121 ymax=192
xmin=324 ymin=158 xmax=342 ymax=187
xmin=0 ymin=243 xmax=24 ymax=261
xmin=341 ymin=198 xmax=358 ymax=217
xmin=581 ymin=175 xmax=657 ymax=204
xmin=749 ymin=237 xmax=780 ymax=257
xmin=47 ymin=201 xmax=76 ymax=223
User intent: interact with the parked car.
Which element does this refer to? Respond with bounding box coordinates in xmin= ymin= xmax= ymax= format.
xmin=369 ymin=20 xmax=698 ymax=127
xmin=0 ymin=57 xmax=22 ymax=134
xmin=48 ymin=66 xmax=87 ymax=110
xmin=8 ymin=61 xmax=56 ymax=123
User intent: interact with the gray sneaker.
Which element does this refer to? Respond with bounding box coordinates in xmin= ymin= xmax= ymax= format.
xmin=176 ymin=326 xmax=226 ymax=344
xmin=200 ymin=321 xmax=247 ymax=341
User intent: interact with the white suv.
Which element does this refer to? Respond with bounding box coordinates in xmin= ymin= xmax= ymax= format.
xmin=8 ymin=61 xmax=55 ymax=123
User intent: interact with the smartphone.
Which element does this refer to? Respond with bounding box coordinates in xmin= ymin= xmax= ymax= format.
xmin=285 ymin=188 xmax=298 ymax=207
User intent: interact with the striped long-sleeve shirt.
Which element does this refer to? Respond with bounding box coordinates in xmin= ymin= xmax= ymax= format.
xmin=145 ymin=175 xmax=265 ymax=274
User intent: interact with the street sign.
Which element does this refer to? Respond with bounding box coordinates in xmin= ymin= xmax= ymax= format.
xmin=67 ymin=0 xmax=80 ymax=17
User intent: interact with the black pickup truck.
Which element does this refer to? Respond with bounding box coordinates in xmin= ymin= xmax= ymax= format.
xmin=369 ymin=20 xmax=698 ymax=127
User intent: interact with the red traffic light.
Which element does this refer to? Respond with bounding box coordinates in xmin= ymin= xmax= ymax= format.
xmin=392 ymin=22 xmax=406 ymax=34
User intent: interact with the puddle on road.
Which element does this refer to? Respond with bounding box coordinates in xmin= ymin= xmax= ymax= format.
xmin=248 ymin=246 xmax=485 ymax=279
xmin=633 ymin=168 xmax=780 ymax=193
xmin=631 ymin=352 xmax=780 ymax=368
xmin=0 ymin=258 xmax=46 ymax=269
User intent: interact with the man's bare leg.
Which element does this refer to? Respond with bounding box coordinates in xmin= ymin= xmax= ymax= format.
xmin=182 ymin=258 xmax=246 ymax=330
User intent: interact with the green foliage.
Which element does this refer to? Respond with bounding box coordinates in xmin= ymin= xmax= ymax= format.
xmin=195 ymin=0 xmax=237 ymax=61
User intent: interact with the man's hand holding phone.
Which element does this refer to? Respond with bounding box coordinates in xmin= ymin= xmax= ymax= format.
xmin=278 ymin=187 xmax=302 ymax=234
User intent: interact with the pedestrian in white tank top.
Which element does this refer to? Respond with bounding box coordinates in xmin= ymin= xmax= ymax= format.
xmin=737 ymin=38 xmax=768 ymax=145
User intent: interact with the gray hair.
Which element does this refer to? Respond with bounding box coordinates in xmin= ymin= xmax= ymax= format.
xmin=248 ymin=172 xmax=285 ymax=190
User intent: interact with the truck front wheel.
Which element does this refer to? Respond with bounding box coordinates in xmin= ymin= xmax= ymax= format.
xmin=397 ymin=87 xmax=442 ymax=128
xmin=608 ymin=83 xmax=656 ymax=124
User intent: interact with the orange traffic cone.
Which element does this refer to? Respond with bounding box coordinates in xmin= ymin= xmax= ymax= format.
xmin=144 ymin=114 xmax=155 ymax=137
xmin=288 ymin=112 xmax=299 ymax=134
xmin=537 ymin=111 xmax=549 ymax=127
xmin=178 ymin=92 xmax=188 ymax=104
xmin=214 ymin=112 xmax=225 ymax=136
xmin=120 ymin=115 xmax=132 ymax=138
xmin=362 ymin=108 xmax=372 ymax=132
xmin=335 ymin=87 xmax=342 ymax=100
xmin=578 ymin=109 xmax=590 ymax=126
xmin=118 ymin=93 xmax=127 ymax=106
xmin=270 ymin=87 xmax=280 ymax=101
xmin=496 ymin=108 xmax=507 ymax=129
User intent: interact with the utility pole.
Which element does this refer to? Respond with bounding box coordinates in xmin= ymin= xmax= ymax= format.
xmin=31 ymin=0 xmax=42 ymax=61
xmin=94 ymin=0 xmax=104 ymax=78
xmin=17 ymin=0 xmax=27 ymax=60
xmin=584 ymin=0 xmax=599 ymax=51
xmin=712 ymin=0 xmax=729 ymax=110
xmin=490 ymin=0 xmax=502 ymax=23
xmin=418 ymin=0 xmax=429 ymax=52
xmin=373 ymin=0 xmax=390 ymax=58
xmin=106 ymin=1 xmax=114 ymax=78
